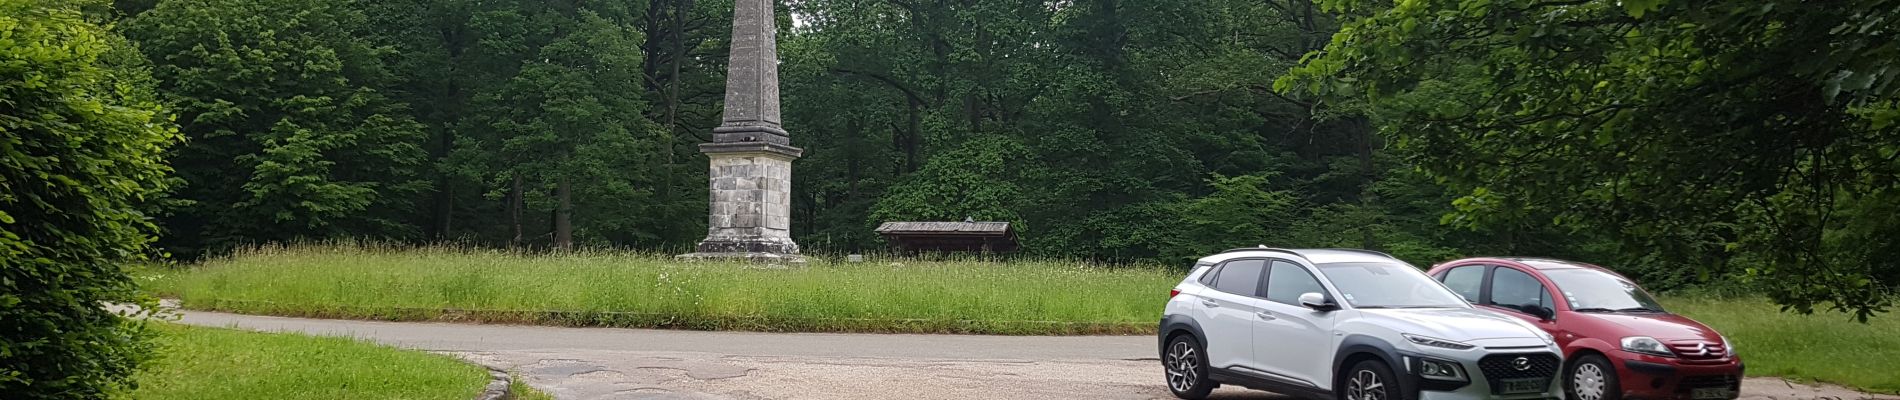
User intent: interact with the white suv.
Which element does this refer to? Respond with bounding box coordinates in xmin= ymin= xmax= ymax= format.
xmin=1159 ymin=248 xmax=1564 ymax=400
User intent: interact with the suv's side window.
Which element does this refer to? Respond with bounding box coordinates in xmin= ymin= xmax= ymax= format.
xmin=1264 ymin=260 xmax=1324 ymax=306
xmin=1211 ymin=259 xmax=1267 ymax=297
xmin=1440 ymin=266 xmax=1484 ymax=303
xmin=1488 ymin=267 xmax=1549 ymax=314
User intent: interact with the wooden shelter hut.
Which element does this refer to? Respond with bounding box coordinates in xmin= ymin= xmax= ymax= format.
xmin=875 ymin=220 xmax=1019 ymax=254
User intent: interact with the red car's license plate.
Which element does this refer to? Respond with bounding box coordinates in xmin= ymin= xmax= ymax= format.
xmin=1692 ymin=387 xmax=1733 ymax=399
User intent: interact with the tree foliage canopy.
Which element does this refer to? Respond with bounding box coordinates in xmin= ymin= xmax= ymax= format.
xmin=125 ymin=0 xmax=430 ymax=252
xmin=1283 ymin=0 xmax=1900 ymax=318
xmin=1 ymin=0 xmax=174 ymax=396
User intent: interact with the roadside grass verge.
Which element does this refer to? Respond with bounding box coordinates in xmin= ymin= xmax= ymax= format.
xmin=1663 ymin=297 xmax=1900 ymax=394
xmin=143 ymin=244 xmax=1180 ymax=335
xmin=120 ymin=323 xmax=488 ymax=400
xmin=512 ymin=376 xmax=556 ymax=400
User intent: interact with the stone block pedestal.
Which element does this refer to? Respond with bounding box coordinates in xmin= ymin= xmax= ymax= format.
xmin=678 ymin=141 xmax=804 ymax=263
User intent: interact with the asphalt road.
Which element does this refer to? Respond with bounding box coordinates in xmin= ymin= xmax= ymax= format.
xmin=171 ymin=309 xmax=1893 ymax=400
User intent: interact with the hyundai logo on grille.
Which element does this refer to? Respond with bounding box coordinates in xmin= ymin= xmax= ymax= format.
xmin=1511 ymin=357 xmax=1531 ymax=371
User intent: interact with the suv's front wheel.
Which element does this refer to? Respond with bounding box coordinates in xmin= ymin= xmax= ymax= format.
xmin=1164 ymin=335 xmax=1214 ymax=399
xmin=1340 ymin=359 xmax=1411 ymax=400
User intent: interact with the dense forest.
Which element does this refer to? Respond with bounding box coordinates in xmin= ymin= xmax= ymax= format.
xmin=15 ymin=0 xmax=1897 ymax=299
xmin=103 ymin=0 xmax=1900 ymax=294
xmin=111 ymin=0 xmax=1527 ymax=265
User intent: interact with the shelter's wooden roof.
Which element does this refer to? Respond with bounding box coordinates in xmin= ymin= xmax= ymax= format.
xmin=875 ymin=221 xmax=1012 ymax=235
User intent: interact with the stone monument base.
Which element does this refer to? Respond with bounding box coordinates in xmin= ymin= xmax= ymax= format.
xmin=678 ymin=141 xmax=804 ymax=264
xmin=676 ymin=252 xmax=807 ymax=264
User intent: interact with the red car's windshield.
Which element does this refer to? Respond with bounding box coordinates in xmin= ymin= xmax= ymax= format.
xmin=1543 ymin=268 xmax=1666 ymax=312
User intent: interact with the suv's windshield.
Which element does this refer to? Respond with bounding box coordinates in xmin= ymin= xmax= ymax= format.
xmin=1543 ymin=268 xmax=1666 ymax=312
xmin=1317 ymin=262 xmax=1469 ymax=309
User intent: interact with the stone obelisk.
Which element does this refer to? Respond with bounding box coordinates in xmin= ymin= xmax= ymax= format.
xmin=681 ymin=0 xmax=803 ymax=262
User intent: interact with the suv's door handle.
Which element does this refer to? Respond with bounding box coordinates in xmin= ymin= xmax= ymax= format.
xmin=1256 ymin=311 xmax=1276 ymax=320
xmin=1200 ymin=299 xmax=1219 ymax=308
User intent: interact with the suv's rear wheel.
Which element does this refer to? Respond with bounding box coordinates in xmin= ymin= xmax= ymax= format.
xmin=1341 ymin=359 xmax=1409 ymax=400
xmin=1164 ymin=335 xmax=1214 ymax=399
xmin=1567 ymin=354 xmax=1622 ymax=400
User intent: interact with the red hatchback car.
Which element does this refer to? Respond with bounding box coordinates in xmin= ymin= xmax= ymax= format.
xmin=1425 ymin=258 xmax=1743 ymax=400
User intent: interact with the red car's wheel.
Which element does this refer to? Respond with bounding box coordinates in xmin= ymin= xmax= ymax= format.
xmin=1567 ymin=354 xmax=1623 ymax=400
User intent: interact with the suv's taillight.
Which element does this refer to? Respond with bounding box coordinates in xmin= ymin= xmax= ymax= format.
xmin=1170 ymin=289 xmax=1181 ymax=298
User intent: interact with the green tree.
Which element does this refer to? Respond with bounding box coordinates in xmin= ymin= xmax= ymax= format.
xmin=870 ymin=136 xmax=1035 ymax=226
xmin=1161 ymin=173 xmax=1300 ymax=261
xmin=784 ymin=0 xmax=1447 ymax=262
xmin=1283 ymin=0 xmax=1900 ymax=318
xmin=0 ymin=0 xmax=176 ymax=396
xmin=453 ymin=3 xmax=666 ymax=249
xmin=124 ymin=0 xmax=430 ymax=254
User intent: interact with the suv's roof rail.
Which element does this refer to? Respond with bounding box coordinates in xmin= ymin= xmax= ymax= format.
xmin=1318 ymin=248 xmax=1399 ymax=260
xmin=1216 ymin=246 xmax=1399 ymax=262
xmin=1219 ymin=245 xmax=1297 ymax=254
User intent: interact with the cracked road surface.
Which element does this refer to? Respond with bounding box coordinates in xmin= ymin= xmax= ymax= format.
xmin=172 ymin=309 xmax=1894 ymax=400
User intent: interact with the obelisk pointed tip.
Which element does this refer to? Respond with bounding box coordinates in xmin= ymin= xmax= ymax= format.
xmin=714 ymin=0 xmax=788 ymax=146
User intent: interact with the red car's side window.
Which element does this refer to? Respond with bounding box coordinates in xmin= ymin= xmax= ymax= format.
xmin=1489 ymin=267 xmax=1553 ymax=317
xmin=1440 ymin=265 xmax=1485 ymax=303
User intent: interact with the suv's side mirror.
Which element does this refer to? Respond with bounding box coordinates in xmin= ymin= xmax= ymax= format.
xmin=1299 ymin=292 xmax=1337 ymax=311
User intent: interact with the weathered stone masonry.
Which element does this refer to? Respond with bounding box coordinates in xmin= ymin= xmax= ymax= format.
xmin=695 ymin=145 xmax=799 ymax=255
xmin=683 ymin=0 xmax=803 ymax=260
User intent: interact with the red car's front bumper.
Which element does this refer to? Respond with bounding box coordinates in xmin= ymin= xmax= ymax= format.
xmin=1613 ymin=351 xmax=1744 ymax=400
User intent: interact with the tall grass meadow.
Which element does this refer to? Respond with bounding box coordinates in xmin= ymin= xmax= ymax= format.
xmin=145 ymin=244 xmax=1181 ymax=334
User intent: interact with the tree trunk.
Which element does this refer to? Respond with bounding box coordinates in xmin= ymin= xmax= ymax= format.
xmin=1355 ymin=117 xmax=1379 ymax=250
xmin=666 ymin=0 xmax=690 ymax=137
xmin=662 ymin=0 xmax=691 ymax=241
xmin=640 ymin=0 xmax=666 ymax=92
xmin=554 ymin=175 xmax=574 ymax=250
xmin=439 ymin=183 xmax=453 ymax=238
xmin=905 ymin=99 xmax=923 ymax=173
xmin=509 ymin=172 xmax=524 ymax=247
xmin=846 ymin=118 xmax=862 ymax=198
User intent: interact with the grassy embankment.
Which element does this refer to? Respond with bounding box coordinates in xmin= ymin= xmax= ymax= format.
xmin=144 ymin=245 xmax=1178 ymax=335
xmin=120 ymin=323 xmax=493 ymax=400
xmin=145 ymin=244 xmax=1900 ymax=392
xmin=1663 ymin=298 xmax=1900 ymax=394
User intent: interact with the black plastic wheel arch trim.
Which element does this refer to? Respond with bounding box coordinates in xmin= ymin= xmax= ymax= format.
xmin=1336 ymin=334 xmax=1424 ymax=397
xmin=1158 ymin=315 xmax=1207 ymax=359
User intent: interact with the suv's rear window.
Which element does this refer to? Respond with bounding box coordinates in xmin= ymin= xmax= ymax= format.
xmin=1211 ymin=260 xmax=1266 ymax=296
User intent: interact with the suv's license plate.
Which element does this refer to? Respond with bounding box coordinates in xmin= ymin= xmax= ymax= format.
xmin=1692 ymin=387 xmax=1733 ymax=399
xmin=1499 ymin=378 xmax=1547 ymax=394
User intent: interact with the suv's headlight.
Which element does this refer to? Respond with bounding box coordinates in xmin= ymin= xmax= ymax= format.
xmin=1720 ymin=334 xmax=1735 ymax=355
xmin=1621 ymin=336 xmax=1675 ymax=357
xmin=1408 ymin=356 xmax=1469 ymax=382
xmin=1404 ymin=333 xmax=1476 ymax=350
